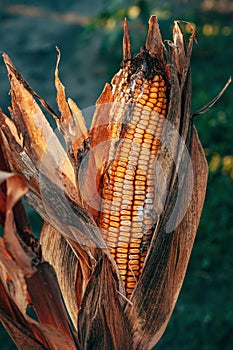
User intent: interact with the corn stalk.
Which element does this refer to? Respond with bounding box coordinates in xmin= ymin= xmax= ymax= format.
xmin=0 ymin=16 xmax=230 ymax=350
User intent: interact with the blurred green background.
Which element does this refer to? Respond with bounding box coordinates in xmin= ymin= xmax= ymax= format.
xmin=0 ymin=0 xmax=232 ymax=349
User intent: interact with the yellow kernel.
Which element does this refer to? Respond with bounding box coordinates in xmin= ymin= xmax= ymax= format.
xmin=120 ymin=152 xmax=129 ymax=159
xmin=146 ymin=180 xmax=154 ymax=186
xmin=123 ymin=185 xmax=134 ymax=192
xmin=146 ymin=173 xmax=155 ymax=180
xmin=118 ymin=235 xmax=130 ymax=243
xmin=144 ymin=219 xmax=153 ymax=225
xmin=113 ymin=184 xmax=123 ymax=191
xmin=141 ymin=94 xmax=149 ymax=100
xmin=119 ymin=225 xmax=131 ymax=232
xmin=121 ymin=215 xmax=131 ymax=221
xmin=129 ymin=243 xmax=141 ymax=249
xmin=134 ymin=194 xmax=146 ymax=200
xmin=137 ymin=160 xmax=148 ymax=167
xmin=134 ymin=185 xmax=145 ymax=191
xmin=110 ymin=215 xmax=120 ymax=222
xmin=140 ymin=147 xmax=150 ymax=155
xmin=112 ymin=201 xmax=121 ymax=208
xmin=128 ymin=155 xmax=138 ymax=163
xmin=125 ymin=134 xmax=134 ymax=140
xmin=136 ymin=79 xmax=143 ymax=85
xmin=134 ymin=200 xmax=145 ymax=206
xmin=100 ymin=222 xmax=109 ymax=229
xmin=115 ymin=171 xmax=124 ymax=178
xmin=107 ymin=236 xmax=117 ymax=243
xmin=127 ymin=269 xmax=140 ymax=277
xmin=149 ymin=98 xmax=158 ymax=104
xmin=129 ymin=248 xmax=140 ymax=254
xmin=121 ymin=210 xmax=131 ymax=215
xmin=135 ymin=190 xmax=145 ymax=196
xmin=116 ymin=258 xmax=128 ymax=264
xmin=118 ymin=242 xmax=129 ymax=248
xmin=116 ymin=253 xmax=128 ymax=259
xmin=121 ymin=205 xmax=132 ymax=211
xmin=146 ymin=101 xmax=154 ymax=109
xmin=129 ymin=254 xmax=140 ymax=260
xmin=144 ymin=133 xmax=153 ymax=139
xmin=126 ymin=288 xmax=133 ymax=295
xmin=118 ymin=267 xmax=127 ymax=274
xmin=121 ymin=220 xmax=131 ymax=226
xmin=127 ymin=128 xmax=135 ymax=135
xmin=113 ymin=191 xmax=122 ymax=197
xmin=112 ymin=197 xmax=121 ymax=204
xmin=136 ymin=169 xmax=146 ymax=175
xmin=135 ymin=180 xmax=145 ymax=186
xmin=132 ymin=222 xmax=143 ymax=228
xmin=143 ymin=139 xmax=152 ymax=145
xmin=135 ymin=175 xmax=146 ymax=181
xmin=101 ymin=216 xmax=110 ymax=224
xmin=136 ymin=125 xmax=146 ymax=132
xmin=110 ymin=209 xmax=119 ymax=217
xmin=124 ymin=190 xmax=133 ymax=197
xmin=110 ymin=221 xmax=120 ymax=228
xmin=107 ymin=241 xmax=117 ymax=248
xmin=123 ymin=178 xmax=134 ymax=184
xmin=122 ymin=144 xmax=131 ymax=151
xmin=141 ymin=113 xmax=150 ymax=121
xmin=143 ymin=88 xmax=150 ymax=94
xmin=127 ymin=277 xmax=137 ymax=282
xmin=154 ymin=107 xmax=161 ymax=113
xmin=141 ymin=142 xmax=151 ymax=148
xmin=125 ymin=174 xmax=134 ymax=181
xmin=160 ymin=80 xmax=165 ymax=87
xmin=153 ymin=75 xmax=160 ymax=82
xmin=127 ymin=164 xmax=136 ymax=171
xmin=150 ymin=92 xmax=158 ymax=98
xmin=133 ymin=110 xmax=141 ymax=117
xmin=143 ymin=105 xmax=152 ymax=111
xmin=139 ymin=98 xmax=146 ymax=105
xmin=132 ymin=216 xmax=143 ymax=222
xmin=150 ymin=112 xmax=160 ymax=120
xmin=128 ymin=260 xmax=139 ymax=266
xmin=109 ymin=226 xmax=119 ymax=233
xmin=134 ymin=131 xmax=144 ymax=138
xmin=126 ymin=168 xmax=135 ymax=176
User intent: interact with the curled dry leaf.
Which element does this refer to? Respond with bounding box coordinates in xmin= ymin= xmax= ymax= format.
xmin=0 ymin=15 xmax=229 ymax=350
xmin=0 ymin=170 xmax=79 ymax=349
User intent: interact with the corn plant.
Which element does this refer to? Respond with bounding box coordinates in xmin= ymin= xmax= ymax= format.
xmin=0 ymin=16 xmax=230 ymax=349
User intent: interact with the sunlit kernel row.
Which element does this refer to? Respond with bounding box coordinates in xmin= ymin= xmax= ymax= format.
xmin=99 ymin=73 xmax=167 ymax=296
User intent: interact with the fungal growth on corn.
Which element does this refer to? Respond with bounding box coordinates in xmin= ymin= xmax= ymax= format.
xmin=96 ymin=19 xmax=169 ymax=297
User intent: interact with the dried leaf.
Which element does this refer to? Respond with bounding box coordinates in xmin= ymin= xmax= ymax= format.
xmin=146 ymin=16 xmax=164 ymax=60
xmin=40 ymin=223 xmax=82 ymax=328
xmin=2 ymin=53 xmax=78 ymax=203
xmin=192 ymin=76 xmax=232 ymax=116
xmin=55 ymin=47 xmax=88 ymax=163
xmin=127 ymin=127 xmax=208 ymax=349
xmin=26 ymin=262 xmax=75 ymax=341
xmin=0 ymin=171 xmax=36 ymax=276
xmin=0 ymin=311 xmax=48 ymax=350
xmin=78 ymin=255 xmax=132 ymax=349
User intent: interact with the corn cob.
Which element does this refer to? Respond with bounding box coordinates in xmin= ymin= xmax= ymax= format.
xmin=98 ymin=20 xmax=168 ymax=297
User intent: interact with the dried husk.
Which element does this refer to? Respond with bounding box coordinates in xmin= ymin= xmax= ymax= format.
xmin=1 ymin=15 xmax=229 ymax=350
